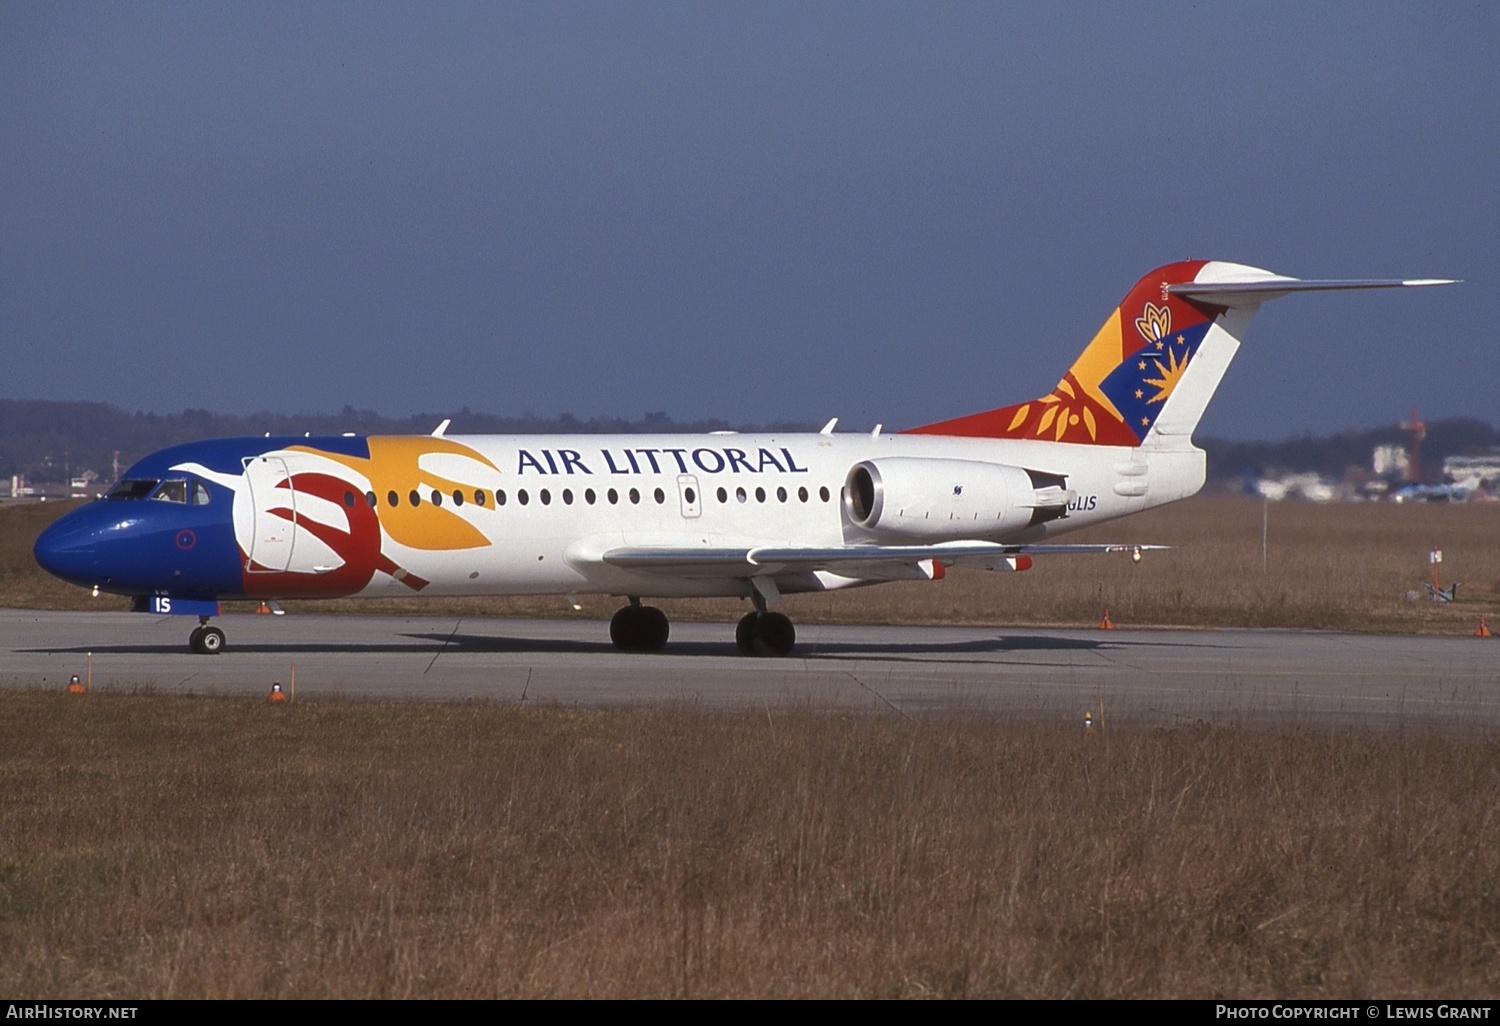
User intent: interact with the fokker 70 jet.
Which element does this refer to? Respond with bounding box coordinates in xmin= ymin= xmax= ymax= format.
xmin=34 ymin=260 xmax=1452 ymax=655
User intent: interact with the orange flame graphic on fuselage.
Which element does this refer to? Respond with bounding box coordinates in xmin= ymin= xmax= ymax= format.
xmin=292 ymin=437 xmax=500 ymax=551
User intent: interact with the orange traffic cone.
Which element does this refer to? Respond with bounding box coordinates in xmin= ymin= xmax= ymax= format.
xmin=1477 ymin=616 xmax=1493 ymax=638
xmin=66 ymin=674 xmax=86 ymax=694
xmin=1097 ymin=609 xmax=1115 ymax=630
xmin=256 ymin=601 xmax=273 ymax=614
xmin=268 ymin=681 xmax=287 ymax=703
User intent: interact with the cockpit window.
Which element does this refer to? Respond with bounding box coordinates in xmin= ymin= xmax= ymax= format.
xmin=152 ymin=480 xmax=189 ymax=504
xmin=106 ymin=479 xmax=160 ymax=500
xmin=191 ymin=481 xmax=211 ymax=505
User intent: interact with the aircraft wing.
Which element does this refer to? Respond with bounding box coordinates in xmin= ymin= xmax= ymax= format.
xmin=601 ymin=541 xmax=1163 ymax=581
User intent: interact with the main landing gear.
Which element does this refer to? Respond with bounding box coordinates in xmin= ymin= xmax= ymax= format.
xmin=610 ymin=599 xmax=670 ymax=653
xmin=609 ymin=595 xmax=797 ymax=657
xmin=736 ymin=609 xmax=795 ymax=657
xmin=188 ymin=616 xmax=225 ymax=655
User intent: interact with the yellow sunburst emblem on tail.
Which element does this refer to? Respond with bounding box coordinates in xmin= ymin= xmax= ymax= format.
xmin=1144 ymin=347 xmax=1189 ymax=405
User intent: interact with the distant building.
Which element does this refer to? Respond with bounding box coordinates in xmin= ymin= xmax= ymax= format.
xmin=69 ymin=470 xmax=98 ymax=498
xmin=1443 ymin=452 xmax=1500 ymax=491
xmin=1372 ymin=444 xmax=1409 ymax=478
xmin=1255 ymin=473 xmax=1338 ymax=502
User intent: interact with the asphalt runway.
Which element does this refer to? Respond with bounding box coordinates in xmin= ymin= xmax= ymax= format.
xmin=4 ymin=609 xmax=1497 ymax=727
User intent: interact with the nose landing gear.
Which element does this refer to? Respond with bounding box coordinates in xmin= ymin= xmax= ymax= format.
xmin=189 ymin=617 xmax=226 ymax=655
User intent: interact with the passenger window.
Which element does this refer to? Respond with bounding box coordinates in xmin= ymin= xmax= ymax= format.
xmin=653 ymin=487 xmax=665 ymax=504
xmin=343 ymin=491 xmax=355 ymax=508
xmin=496 ymin=490 xmax=507 ymax=506
xmin=717 ymin=487 xmax=727 ymax=503
xmin=585 ymin=488 xmax=596 ymax=505
xmin=365 ymin=491 xmax=377 ymax=507
xmin=476 ymin=490 xmax=487 ymax=506
xmin=608 ymin=489 xmax=619 ymax=505
xmin=776 ymin=486 xmax=787 ymax=503
xmin=518 ymin=490 xmax=529 ymax=506
xmin=629 ymin=488 xmax=640 ymax=505
xmin=387 ymin=491 xmax=399 ymax=507
xmin=819 ymin=486 xmax=831 ymax=502
xmin=736 ymin=487 xmax=747 ymax=503
xmin=798 ymin=487 xmax=809 ymax=502
xmin=562 ymin=489 xmax=574 ymax=505
xmin=452 ymin=490 xmax=464 ymax=507
xmin=431 ymin=490 xmax=443 ymax=506
xmin=755 ymin=487 xmax=765 ymax=503
xmin=409 ymin=489 xmax=421 ymax=507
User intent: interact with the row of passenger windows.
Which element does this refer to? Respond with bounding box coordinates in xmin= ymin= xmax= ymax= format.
xmin=342 ymin=484 xmax=835 ymax=510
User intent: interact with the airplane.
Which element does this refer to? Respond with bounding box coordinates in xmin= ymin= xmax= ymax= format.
xmin=33 ymin=260 xmax=1454 ymax=656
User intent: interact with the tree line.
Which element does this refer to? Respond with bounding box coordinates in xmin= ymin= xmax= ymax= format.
xmin=1 ymin=398 xmax=1494 ymax=487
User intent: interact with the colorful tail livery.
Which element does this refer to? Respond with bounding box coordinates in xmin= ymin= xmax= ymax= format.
xmin=907 ymin=261 xmax=1456 ymax=445
xmin=34 ymin=261 xmax=1454 ymax=657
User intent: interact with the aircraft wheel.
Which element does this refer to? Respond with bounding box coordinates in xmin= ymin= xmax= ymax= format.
xmin=739 ymin=611 xmax=795 ymax=657
xmin=752 ymin=612 xmax=795 ymax=657
xmin=190 ymin=625 xmax=226 ymax=655
xmin=639 ymin=606 xmax=669 ymax=653
xmin=609 ymin=606 xmax=637 ymax=650
xmin=735 ymin=612 xmax=759 ymax=655
xmin=610 ymin=605 xmax=670 ymax=653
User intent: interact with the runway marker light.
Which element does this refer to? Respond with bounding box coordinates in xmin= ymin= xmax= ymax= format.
xmin=1097 ymin=609 xmax=1115 ymax=630
xmin=1477 ymin=616 xmax=1493 ymax=638
xmin=1083 ymin=710 xmax=1095 ymax=736
xmin=269 ymin=681 xmax=287 ymax=704
xmin=66 ymin=674 xmax=85 ymax=694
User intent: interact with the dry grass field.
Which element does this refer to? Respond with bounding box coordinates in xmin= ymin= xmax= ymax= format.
xmin=2 ymin=691 xmax=1497 ymax=999
xmin=4 ymin=497 xmax=1498 ymax=998
xmin=4 ymin=495 xmax=1496 ymax=633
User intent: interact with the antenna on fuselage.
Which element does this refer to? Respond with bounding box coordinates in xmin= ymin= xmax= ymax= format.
xmin=432 ymin=419 xmax=451 ymax=437
xmin=820 ymin=418 xmax=838 ymax=435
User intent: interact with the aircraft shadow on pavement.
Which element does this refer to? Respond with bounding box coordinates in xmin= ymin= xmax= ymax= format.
xmin=407 ymin=631 xmax=1122 ymax=658
xmin=22 ymin=630 xmax=1235 ymax=660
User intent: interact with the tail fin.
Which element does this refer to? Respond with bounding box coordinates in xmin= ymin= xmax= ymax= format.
xmin=904 ymin=260 xmax=1455 ymax=446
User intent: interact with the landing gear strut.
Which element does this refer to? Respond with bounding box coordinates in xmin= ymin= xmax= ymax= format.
xmin=610 ymin=599 xmax=670 ymax=653
xmin=189 ymin=616 xmax=226 ymax=655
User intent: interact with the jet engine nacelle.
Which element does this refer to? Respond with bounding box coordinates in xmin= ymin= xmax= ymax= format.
xmin=843 ymin=457 xmax=1074 ymax=541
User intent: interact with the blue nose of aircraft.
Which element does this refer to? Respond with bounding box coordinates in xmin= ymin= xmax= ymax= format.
xmin=34 ymin=494 xmax=244 ymax=598
xmin=33 ymin=507 xmax=118 ymax=587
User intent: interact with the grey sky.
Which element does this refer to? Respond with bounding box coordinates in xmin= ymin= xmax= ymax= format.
xmin=2 ymin=2 xmax=1494 ymax=439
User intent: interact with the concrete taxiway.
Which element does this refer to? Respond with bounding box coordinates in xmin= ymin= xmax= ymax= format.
xmin=3 ymin=610 xmax=1496 ymax=727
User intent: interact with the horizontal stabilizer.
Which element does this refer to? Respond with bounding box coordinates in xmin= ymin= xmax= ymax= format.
xmin=1168 ymin=275 xmax=1458 ymax=308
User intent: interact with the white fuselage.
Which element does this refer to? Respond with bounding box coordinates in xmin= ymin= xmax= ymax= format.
xmin=197 ymin=430 xmax=1205 ymax=601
